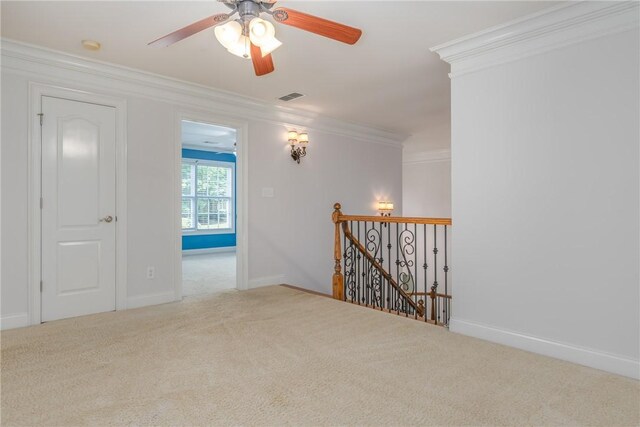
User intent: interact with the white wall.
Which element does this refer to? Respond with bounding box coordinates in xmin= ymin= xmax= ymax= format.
xmin=403 ymin=122 xmax=450 ymax=155
xmin=0 ymin=68 xmax=30 ymax=327
xmin=246 ymin=120 xmax=401 ymax=293
xmin=433 ymin=3 xmax=639 ymax=378
xmin=403 ymin=151 xmax=451 ymax=218
xmin=0 ymin=41 xmax=402 ymax=326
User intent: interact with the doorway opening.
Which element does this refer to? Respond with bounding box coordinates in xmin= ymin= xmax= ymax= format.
xmin=180 ymin=120 xmax=237 ymax=296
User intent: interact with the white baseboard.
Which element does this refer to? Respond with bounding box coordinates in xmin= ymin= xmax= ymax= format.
xmin=248 ymin=274 xmax=285 ymax=289
xmin=182 ymin=247 xmax=236 ymax=256
xmin=449 ymin=317 xmax=640 ymax=380
xmin=1 ymin=312 xmax=30 ymax=330
xmin=126 ymin=291 xmax=177 ymax=309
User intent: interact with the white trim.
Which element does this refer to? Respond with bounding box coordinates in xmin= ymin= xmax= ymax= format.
xmin=126 ymin=291 xmax=176 ymax=310
xmin=450 ymin=317 xmax=640 ymax=380
xmin=182 ymin=144 xmax=236 ymax=154
xmin=174 ymin=110 xmax=249 ymax=301
xmin=403 ymin=149 xmax=451 ymax=165
xmin=2 ymin=39 xmax=406 ymax=147
xmin=28 ymin=83 xmax=128 ymax=326
xmin=431 ymin=2 xmax=640 ymax=78
xmin=182 ymin=247 xmax=236 ymax=256
xmin=0 ymin=312 xmax=30 ymax=330
xmin=249 ymin=275 xmax=286 ymax=289
xmin=181 ymin=158 xmax=234 ymax=167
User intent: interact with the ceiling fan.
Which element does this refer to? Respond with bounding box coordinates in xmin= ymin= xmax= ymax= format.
xmin=148 ymin=0 xmax=362 ymax=76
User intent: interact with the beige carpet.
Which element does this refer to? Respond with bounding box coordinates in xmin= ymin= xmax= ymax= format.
xmin=1 ymin=286 xmax=638 ymax=426
xmin=182 ymin=252 xmax=236 ymax=296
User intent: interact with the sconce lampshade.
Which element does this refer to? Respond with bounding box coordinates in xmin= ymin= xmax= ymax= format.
xmin=288 ymin=130 xmax=298 ymax=144
xmin=298 ymin=132 xmax=309 ymax=146
xmin=378 ymin=201 xmax=394 ymax=211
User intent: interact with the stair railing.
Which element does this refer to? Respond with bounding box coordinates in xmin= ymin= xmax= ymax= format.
xmin=331 ymin=203 xmax=452 ymax=325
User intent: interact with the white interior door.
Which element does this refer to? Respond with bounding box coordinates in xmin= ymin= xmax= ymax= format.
xmin=41 ymin=96 xmax=117 ymax=322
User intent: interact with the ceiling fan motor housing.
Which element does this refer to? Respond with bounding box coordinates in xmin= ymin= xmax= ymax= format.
xmin=237 ymin=1 xmax=261 ymax=21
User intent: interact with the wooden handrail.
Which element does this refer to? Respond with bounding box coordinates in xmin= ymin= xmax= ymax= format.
xmin=337 ymin=214 xmax=451 ymax=226
xmin=341 ymin=221 xmax=425 ymax=317
xmin=408 ymin=292 xmax=452 ymax=299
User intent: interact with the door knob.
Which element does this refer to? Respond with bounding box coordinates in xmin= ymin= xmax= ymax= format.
xmin=100 ymin=215 xmax=113 ymax=223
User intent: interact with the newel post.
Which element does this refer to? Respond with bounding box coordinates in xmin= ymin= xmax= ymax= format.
xmin=332 ymin=203 xmax=344 ymax=300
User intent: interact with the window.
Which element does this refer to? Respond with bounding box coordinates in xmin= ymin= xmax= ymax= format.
xmin=182 ymin=160 xmax=234 ymax=232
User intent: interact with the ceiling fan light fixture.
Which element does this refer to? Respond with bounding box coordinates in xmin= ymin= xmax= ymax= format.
xmin=227 ymin=35 xmax=252 ymax=59
xmin=214 ymin=20 xmax=243 ymax=50
xmin=250 ymin=19 xmax=268 ymax=38
xmin=259 ymin=36 xmax=282 ymax=56
xmin=249 ymin=18 xmax=276 ymax=47
xmin=150 ymin=4 xmax=362 ymax=77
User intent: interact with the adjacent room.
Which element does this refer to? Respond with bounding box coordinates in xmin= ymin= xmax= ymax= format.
xmin=1 ymin=1 xmax=638 ymax=425
xmin=180 ymin=120 xmax=237 ymax=297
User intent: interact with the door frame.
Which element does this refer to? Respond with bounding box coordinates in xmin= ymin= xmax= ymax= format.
xmin=28 ymin=83 xmax=128 ymax=325
xmin=173 ymin=110 xmax=249 ymax=299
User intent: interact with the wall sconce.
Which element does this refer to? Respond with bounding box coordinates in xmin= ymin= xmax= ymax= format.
xmin=288 ymin=130 xmax=309 ymax=164
xmin=377 ymin=201 xmax=394 ymax=217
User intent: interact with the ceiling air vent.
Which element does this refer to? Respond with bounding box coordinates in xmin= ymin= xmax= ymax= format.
xmin=278 ymin=92 xmax=305 ymax=102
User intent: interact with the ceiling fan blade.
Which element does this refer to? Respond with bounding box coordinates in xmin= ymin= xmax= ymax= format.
xmin=250 ymin=43 xmax=275 ymax=76
xmin=149 ymin=13 xmax=230 ymax=47
xmin=272 ymin=8 xmax=362 ymax=45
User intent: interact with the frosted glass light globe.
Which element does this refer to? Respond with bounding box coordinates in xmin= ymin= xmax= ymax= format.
xmin=214 ymin=21 xmax=242 ymax=50
xmin=227 ymin=35 xmax=252 ymax=59
xmin=251 ymin=20 xmax=267 ymax=38
xmin=249 ymin=18 xmax=276 ymax=47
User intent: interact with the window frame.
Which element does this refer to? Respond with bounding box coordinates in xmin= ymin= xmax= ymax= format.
xmin=181 ymin=158 xmax=236 ymax=235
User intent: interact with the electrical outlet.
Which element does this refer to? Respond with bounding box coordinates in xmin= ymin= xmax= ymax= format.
xmin=147 ymin=266 xmax=155 ymax=280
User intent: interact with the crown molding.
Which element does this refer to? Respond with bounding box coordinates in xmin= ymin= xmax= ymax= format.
xmin=403 ymin=148 xmax=450 ymax=165
xmin=431 ymin=1 xmax=640 ymax=78
xmin=0 ymin=38 xmax=407 ymax=147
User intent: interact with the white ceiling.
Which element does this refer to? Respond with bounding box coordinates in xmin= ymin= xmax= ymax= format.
xmin=182 ymin=120 xmax=237 ymax=151
xmin=1 ymin=1 xmax=556 ymax=139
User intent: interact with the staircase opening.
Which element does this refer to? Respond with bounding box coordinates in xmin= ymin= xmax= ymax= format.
xmin=331 ymin=203 xmax=452 ymax=325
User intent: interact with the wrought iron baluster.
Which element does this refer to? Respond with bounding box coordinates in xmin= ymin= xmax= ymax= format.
xmin=394 ymin=222 xmax=400 ymax=314
xmin=356 ymin=221 xmax=363 ymax=305
xmin=397 ymin=222 xmax=416 ymax=318
xmin=363 ymin=221 xmax=368 ymax=306
xmin=414 ymin=223 xmax=418 ymax=319
xmin=432 ymin=224 xmax=439 ymax=324
xmin=343 ymin=223 xmax=357 ymax=304
xmin=387 ymin=219 xmax=392 ymax=312
xmin=444 ymin=225 xmax=449 ymax=325
xmin=351 ymin=221 xmax=357 ymax=303
xmin=379 ymin=221 xmax=384 ymax=311
xmin=365 ymin=221 xmax=382 ymax=310
xmin=343 ymin=225 xmax=347 ymax=301
xmin=423 ymin=224 xmax=428 ymax=322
